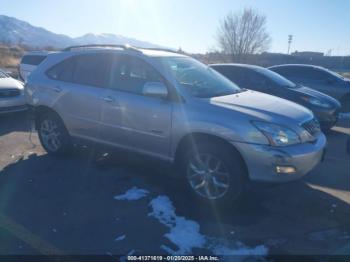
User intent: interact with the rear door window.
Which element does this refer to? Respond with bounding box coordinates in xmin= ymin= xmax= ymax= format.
xmin=72 ymin=54 xmax=111 ymax=88
xmin=47 ymin=54 xmax=111 ymax=88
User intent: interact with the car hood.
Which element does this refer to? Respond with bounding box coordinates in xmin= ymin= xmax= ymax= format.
xmin=210 ymin=90 xmax=313 ymax=124
xmin=290 ymin=85 xmax=341 ymax=108
xmin=0 ymin=78 xmax=23 ymax=90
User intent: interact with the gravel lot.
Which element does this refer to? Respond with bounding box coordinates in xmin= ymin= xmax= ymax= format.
xmin=0 ymin=112 xmax=350 ymax=256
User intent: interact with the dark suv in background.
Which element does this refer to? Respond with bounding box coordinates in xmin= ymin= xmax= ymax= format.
xmin=210 ymin=64 xmax=341 ymax=130
xmin=269 ymin=64 xmax=350 ymax=112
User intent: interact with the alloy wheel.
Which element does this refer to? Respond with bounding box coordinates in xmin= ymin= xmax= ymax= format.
xmin=186 ymin=153 xmax=230 ymax=200
xmin=40 ymin=119 xmax=62 ymax=152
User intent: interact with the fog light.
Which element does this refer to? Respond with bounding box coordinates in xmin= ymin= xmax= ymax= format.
xmin=276 ymin=166 xmax=297 ymax=174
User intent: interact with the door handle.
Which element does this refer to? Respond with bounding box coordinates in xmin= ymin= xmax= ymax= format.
xmin=102 ymin=96 xmax=115 ymax=103
xmin=52 ymin=86 xmax=62 ymax=93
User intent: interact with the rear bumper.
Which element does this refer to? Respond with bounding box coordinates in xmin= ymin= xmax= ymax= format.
xmin=232 ymin=133 xmax=327 ymax=183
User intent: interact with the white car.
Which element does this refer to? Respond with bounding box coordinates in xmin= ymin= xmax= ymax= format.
xmin=0 ymin=70 xmax=27 ymax=114
xmin=19 ymin=52 xmax=49 ymax=82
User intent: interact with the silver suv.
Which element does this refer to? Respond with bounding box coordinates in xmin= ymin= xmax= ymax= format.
xmin=25 ymin=45 xmax=326 ymax=202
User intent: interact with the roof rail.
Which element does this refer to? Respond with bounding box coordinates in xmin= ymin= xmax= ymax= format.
xmin=137 ymin=47 xmax=183 ymax=54
xmin=62 ymin=44 xmax=142 ymax=52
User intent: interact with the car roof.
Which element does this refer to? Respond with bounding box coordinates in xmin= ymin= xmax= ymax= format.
xmin=138 ymin=48 xmax=186 ymax=57
xmin=23 ymin=51 xmax=54 ymax=56
xmin=210 ymin=63 xmax=263 ymax=70
xmin=60 ymin=45 xmax=186 ymax=58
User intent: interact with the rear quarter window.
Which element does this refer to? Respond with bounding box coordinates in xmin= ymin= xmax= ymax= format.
xmin=46 ymin=57 xmax=76 ymax=82
xmin=21 ymin=55 xmax=47 ymax=66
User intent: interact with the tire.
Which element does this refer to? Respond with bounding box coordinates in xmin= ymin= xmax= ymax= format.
xmin=37 ymin=112 xmax=72 ymax=156
xmin=179 ymin=140 xmax=247 ymax=204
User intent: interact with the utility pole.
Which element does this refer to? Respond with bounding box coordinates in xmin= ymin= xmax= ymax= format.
xmin=287 ymin=35 xmax=293 ymax=55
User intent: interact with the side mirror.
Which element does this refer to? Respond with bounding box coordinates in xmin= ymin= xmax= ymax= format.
xmin=142 ymin=82 xmax=168 ymax=99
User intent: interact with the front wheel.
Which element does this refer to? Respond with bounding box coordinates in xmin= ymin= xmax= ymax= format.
xmin=180 ymin=141 xmax=247 ymax=203
xmin=37 ymin=112 xmax=72 ymax=155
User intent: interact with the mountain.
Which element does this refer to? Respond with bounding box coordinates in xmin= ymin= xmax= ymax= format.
xmin=0 ymin=15 xmax=162 ymax=49
xmin=0 ymin=15 xmax=73 ymax=48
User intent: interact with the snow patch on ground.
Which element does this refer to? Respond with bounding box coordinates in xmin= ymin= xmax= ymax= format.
xmin=149 ymin=196 xmax=268 ymax=256
xmin=339 ymin=113 xmax=350 ymax=119
xmin=210 ymin=241 xmax=268 ymax=256
xmin=149 ymin=196 xmax=206 ymax=254
xmin=114 ymin=187 xmax=149 ymax=201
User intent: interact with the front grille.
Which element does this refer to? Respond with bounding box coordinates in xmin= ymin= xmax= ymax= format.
xmin=0 ymin=89 xmax=20 ymax=98
xmin=302 ymin=118 xmax=321 ymax=137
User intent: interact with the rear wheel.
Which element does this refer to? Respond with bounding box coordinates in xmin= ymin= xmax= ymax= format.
xmin=37 ymin=112 xmax=72 ymax=155
xmin=180 ymin=141 xmax=247 ymax=203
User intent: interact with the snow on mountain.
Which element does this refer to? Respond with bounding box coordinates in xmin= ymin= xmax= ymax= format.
xmin=0 ymin=15 xmax=162 ymax=49
xmin=74 ymin=33 xmax=162 ymax=48
xmin=0 ymin=15 xmax=73 ymax=48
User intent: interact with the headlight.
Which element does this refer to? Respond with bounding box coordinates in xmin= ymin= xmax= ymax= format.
xmin=252 ymin=121 xmax=301 ymax=146
xmin=302 ymin=97 xmax=331 ymax=108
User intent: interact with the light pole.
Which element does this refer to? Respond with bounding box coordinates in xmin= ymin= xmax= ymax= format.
xmin=288 ymin=35 xmax=293 ymax=55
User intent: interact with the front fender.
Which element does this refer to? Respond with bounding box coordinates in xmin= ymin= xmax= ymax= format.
xmin=170 ymin=108 xmax=269 ymax=158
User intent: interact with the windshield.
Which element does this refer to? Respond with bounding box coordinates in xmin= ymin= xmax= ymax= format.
xmin=324 ymin=68 xmax=345 ymax=80
xmin=157 ymin=57 xmax=242 ymax=98
xmin=0 ymin=70 xmax=9 ymax=78
xmin=256 ymin=67 xmax=297 ymax=88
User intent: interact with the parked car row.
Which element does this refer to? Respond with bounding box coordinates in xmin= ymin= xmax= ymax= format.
xmin=269 ymin=64 xmax=350 ymax=112
xmin=210 ymin=64 xmax=341 ymax=130
xmin=24 ymin=45 xmax=328 ymax=203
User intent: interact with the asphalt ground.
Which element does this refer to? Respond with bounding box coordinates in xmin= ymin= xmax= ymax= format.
xmin=0 ymin=112 xmax=350 ymax=256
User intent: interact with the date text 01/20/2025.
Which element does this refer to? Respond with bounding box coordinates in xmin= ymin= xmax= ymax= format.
xmin=127 ymin=256 xmax=220 ymax=261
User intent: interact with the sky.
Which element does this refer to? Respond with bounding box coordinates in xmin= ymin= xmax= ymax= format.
xmin=0 ymin=0 xmax=349 ymax=55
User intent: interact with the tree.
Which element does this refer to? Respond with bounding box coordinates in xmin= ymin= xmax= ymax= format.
xmin=217 ymin=8 xmax=271 ymax=62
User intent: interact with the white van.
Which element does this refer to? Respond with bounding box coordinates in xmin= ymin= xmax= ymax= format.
xmin=19 ymin=52 xmax=50 ymax=81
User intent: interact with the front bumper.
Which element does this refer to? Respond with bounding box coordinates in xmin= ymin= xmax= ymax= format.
xmin=233 ymin=133 xmax=327 ymax=182
xmin=0 ymin=95 xmax=27 ymax=114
